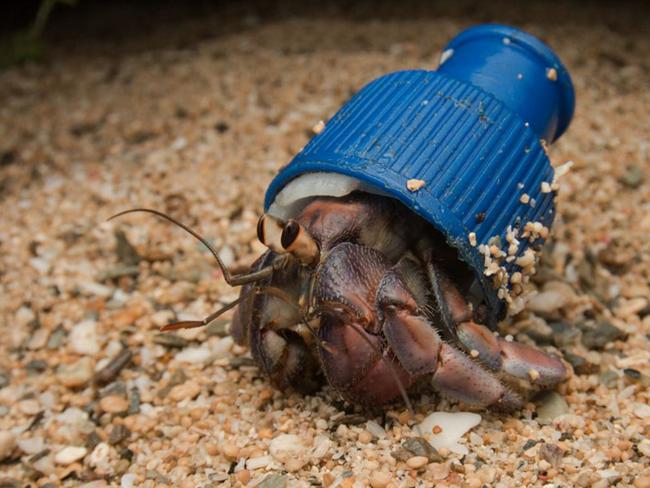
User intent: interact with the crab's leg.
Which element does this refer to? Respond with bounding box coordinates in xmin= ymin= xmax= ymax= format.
xmin=377 ymin=263 xmax=522 ymax=410
xmin=314 ymin=242 xmax=414 ymax=406
xmin=318 ymin=314 xmax=413 ymax=406
xmin=426 ymin=261 xmax=567 ymax=388
xmin=457 ymin=321 xmax=567 ymax=387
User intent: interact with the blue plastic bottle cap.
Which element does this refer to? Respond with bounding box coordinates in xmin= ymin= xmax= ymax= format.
xmin=264 ymin=23 xmax=575 ymax=323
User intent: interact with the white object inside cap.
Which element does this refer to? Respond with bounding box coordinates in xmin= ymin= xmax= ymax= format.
xmin=267 ymin=172 xmax=389 ymax=220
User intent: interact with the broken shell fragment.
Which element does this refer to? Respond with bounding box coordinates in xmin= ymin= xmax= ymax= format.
xmin=417 ymin=411 xmax=482 ymax=455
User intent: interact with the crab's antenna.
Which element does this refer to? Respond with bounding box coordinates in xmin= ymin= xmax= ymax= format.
xmin=108 ymin=208 xmax=279 ymax=286
xmin=159 ymin=288 xmax=256 ymax=332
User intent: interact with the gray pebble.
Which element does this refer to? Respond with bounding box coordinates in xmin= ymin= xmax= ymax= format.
xmin=25 ymin=359 xmax=48 ymax=375
xmin=47 ymin=325 xmax=66 ymax=349
xmin=563 ymin=352 xmax=599 ymax=375
xmin=402 ymin=436 xmax=443 ymax=462
xmin=600 ymin=370 xmax=619 ymax=388
xmin=0 ymin=369 xmax=9 ymax=389
xmin=539 ymin=442 xmax=564 ymax=466
xmin=109 ymin=424 xmax=131 ymax=445
xmin=580 ymin=322 xmax=626 ymax=350
xmin=619 ymin=165 xmax=643 ymax=188
xmin=258 ymin=474 xmax=287 ymax=488
xmin=128 ymin=387 xmax=141 ymax=415
xmin=153 ymin=333 xmax=189 ymax=349
xmin=536 ymin=391 xmax=570 ymax=422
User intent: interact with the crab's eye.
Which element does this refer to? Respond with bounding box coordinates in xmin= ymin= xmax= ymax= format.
xmin=257 ymin=214 xmax=286 ymax=253
xmin=281 ymin=220 xmax=300 ymax=249
xmin=281 ymin=219 xmax=319 ymax=266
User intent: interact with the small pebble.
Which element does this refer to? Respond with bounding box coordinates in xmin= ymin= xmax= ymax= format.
xmin=536 ymin=391 xmax=570 ymax=422
xmin=358 ymin=430 xmax=372 ymax=444
xmin=564 ymin=352 xmax=599 ymax=375
xmin=402 ymin=437 xmax=443 ymax=462
xmin=0 ymin=431 xmax=16 ymax=461
xmin=55 ymin=446 xmax=87 ymax=465
xmin=175 ymin=346 xmax=213 ymax=364
xmin=369 ymin=471 xmax=392 ymax=488
xmin=17 ymin=436 xmax=44 ymax=455
xmin=94 ymin=348 xmax=133 ymax=384
xmin=635 ymin=476 xmax=650 ymax=488
xmin=539 ymin=442 xmax=564 ymax=466
xmin=580 ymin=322 xmax=626 ymax=350
xmin=168 ymin=380 xmax=201 ymax=401
xmin=69 ymin=319 xmax=101 ymax=355
xmin=465 ymin=475 xmax=482 ymax=488
xmin=546 ymin=67 xmax=558 ymax=81
xmin=430 ymin=462 xmax=450 ymax=480
xmin=406 ymin=455 xmax=429 ymax=469
xmin=236 ymin=470 xmax=251 ymax=485
xmin=633 ymin=403 xmax=650 ymax=418
xmin=100 ymin=395 xmax=129 ymax=414
xmin=109 ymin=424 xmax=131 ymax=445
xmin=221 ymin=442 xmax=239 ymax=460
xmin=269 ymin=434 xmax=304 ymax=463
xmin=57 ymin=357 xmax=94 ymax=388
xmin=637 ymin=439 xmax=650 ymax=457
xmin=312 ymin=120 xmax=325 ymax=134
xmin=620 ymin=165 xmax=643 ymax=188
xmin=246 ymin=455 xmax=273 ymax=470
xmin=406 ymin=178 xmax=426 ymax=191
xmin=258 ymin=474 xmax=287 ymax=488
xmin=120 ymin=473 xmax=137 ymax=488
xmin=528 ymin=282 xmax=575 ymax=315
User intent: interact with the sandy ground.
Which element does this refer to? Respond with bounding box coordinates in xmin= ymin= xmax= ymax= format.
xmin=1 ymin=2 xmax=649 ymax=487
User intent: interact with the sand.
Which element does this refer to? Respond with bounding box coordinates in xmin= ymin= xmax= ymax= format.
xmin=0 ymin=2 xmax=648 ymax=487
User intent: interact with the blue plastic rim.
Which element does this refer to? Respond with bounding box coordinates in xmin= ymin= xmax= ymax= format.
xmin=264 ymin=24 xmax=575 ymax=322
xmin=439 ymin=24 xmax=575 ymax=143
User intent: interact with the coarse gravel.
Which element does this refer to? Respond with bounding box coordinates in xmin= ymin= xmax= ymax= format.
xmin=0 ymin=2 xmax=649 ymax=487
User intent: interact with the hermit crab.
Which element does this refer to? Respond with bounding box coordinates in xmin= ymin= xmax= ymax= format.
xmin=112 ymin=24 xmax=575 ymax=411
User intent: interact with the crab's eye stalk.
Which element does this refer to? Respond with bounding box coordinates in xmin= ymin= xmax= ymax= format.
xmin=257 ymin=214 xmax=287 ymax=254
xmin=281 ymin=219 xmax=319 ymax=266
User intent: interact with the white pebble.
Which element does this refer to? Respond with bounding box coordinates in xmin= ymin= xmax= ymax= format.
xmin=78 ymin=281 xmax=114 ymax=298
xmin=57 ymin=357 xmax=94 ymax=388
xmin=15 ymin=306 xmax=36 ymax=327
xmin=528 ymin=287 xmax=573 ymax=315
xmin=70 ymin=320 xmax=100 ymax=355
xmin=417 ymin=411 xmax=482 ymax=455
xmin=175 ymin=346 xmax=213 ymax=364
xmin=212 ymin=336 xmax=234 ymax=358
xmin=633 ymin=403 xmax=650 ymax=418
xmin=88 ymin=442 xmax=111 ymax=468
xmin=33 ymin=453 xmax=55 ymax=475
xmin=366 ymin=420 xmax=386 ymax=438
xmin=17 ymin=436 xmax=44 ymax=455
xmin=311 ymin=435 xmax=332 ymax=460
xmin=55 ymin=446 xmax=87 ymax=464
xmin=270 ymin=434 xmax=304 ymax=463
xmin=120 ymin=473 xmax=137 ymax=488
xmin=246 ymin=455 xmax=273 ymax=470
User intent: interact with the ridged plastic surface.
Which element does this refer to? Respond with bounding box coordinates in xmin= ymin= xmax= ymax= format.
xmin=264 ymin=24 xmax=574 ymax=322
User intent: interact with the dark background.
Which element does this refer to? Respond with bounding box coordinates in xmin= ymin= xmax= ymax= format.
xmin=3 ymin=1 xmax=649 ymax=51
